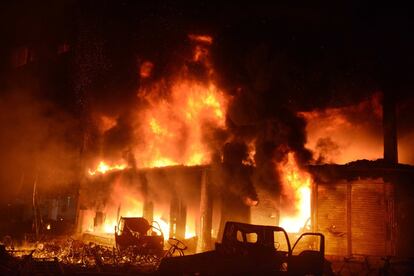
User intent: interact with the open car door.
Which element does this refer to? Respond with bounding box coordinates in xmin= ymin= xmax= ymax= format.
xmin=288 ymin=233 xmax=325 ymax=276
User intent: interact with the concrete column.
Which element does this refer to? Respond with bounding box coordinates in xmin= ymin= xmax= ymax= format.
xmin=170 ymin=195 xmax=187 ymax=239
xmin=383 ymin=92 xmax=398 ymax=163
xmin=197 ymin=168 xmax=213 ymax=252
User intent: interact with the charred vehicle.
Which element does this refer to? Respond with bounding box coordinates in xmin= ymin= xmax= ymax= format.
xmin=158 ymin=221 xmax=325 ymax=275
xmin=114 ymin=217 xmax=164 ymax=258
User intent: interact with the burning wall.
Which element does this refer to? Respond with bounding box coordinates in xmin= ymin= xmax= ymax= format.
xmin=79 ymin=166 xmax=204 ymax=241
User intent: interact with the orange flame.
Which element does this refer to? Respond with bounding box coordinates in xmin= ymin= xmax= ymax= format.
xmin=84 ymin=34 xmax=222 ymax=241
xmin=140 ymin=61 xmax=154 ymax=78
xmin=137 ymin=81 xmax=227 ymax=168
xmin=188 ymin=34 xmax=213 ymax=45
xmin=88 ymin=34 xmax=228 ymax=171
xmin=83 ymin=183 xmax=196 ymax=241
xmin=242 ymin=140 xmax=256 ymax=166
xmin=88 ymin=161 xmax=128 ymax=176
xmin=135 ymin=34 xmax=228 ymax=168
xmin=299 ymin=93 xmax=383 ymax=164
xmin=277 ymin=152 xmax=311 ymax=233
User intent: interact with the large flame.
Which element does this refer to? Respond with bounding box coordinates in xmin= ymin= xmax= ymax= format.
xmin=84 ymin=35 xmax=219 ymax=240
xmin=82 ymin=179 xmax=196 ymax=241
xmin=136 ymin=81 xmax=227 ymax=168
xmin=277 ymin=152 xmax=311 ymax=233
xmin=88 ymin=34 xmax=227 ymax=172
xmin=88 ymin=161 xmax=128 ymax=176
xmin=98 ymin=206 xmax=197 ymax=241
xmin=131 ymin=34 xmax=227 ymax=168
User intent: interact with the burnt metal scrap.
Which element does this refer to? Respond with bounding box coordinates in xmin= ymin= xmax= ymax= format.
xmin=1 ymin=217 xmax=189 ymax=275
xmin=8 ymin=220 xmax=413 ymax=275
xmin=2 ymin=238 xmax=188 ymax=274
xmin=1 ymin=220 xmax=328 ymax=275
xmin=115 ymin=217 xmax=164 ymax=257
xmin=2 ymin=240 xmax=150 ymax=274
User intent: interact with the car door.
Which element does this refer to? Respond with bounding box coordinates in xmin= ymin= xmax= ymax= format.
xmin=288 ymin=233 xmax=325 ymax=276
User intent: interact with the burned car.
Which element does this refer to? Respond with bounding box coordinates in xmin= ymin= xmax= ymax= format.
xmin=114 ymin=217 xmax=164 ymax=257
xmin=158 ymin=221 xmax=325 ymax=275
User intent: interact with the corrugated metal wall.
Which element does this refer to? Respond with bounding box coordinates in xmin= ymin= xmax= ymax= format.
xmin=316 ymin=179 xmax=394 ymax=256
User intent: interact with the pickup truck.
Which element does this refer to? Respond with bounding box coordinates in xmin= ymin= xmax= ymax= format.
xmin=158 ymin=221 xmax=325 ymax=275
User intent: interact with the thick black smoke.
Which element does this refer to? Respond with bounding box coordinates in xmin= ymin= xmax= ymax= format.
xmin=209 ymin=10 xmax=414 ymax=191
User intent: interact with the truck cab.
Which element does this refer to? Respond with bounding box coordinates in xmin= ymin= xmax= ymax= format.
xmin=159 ymin=221 xmax=325 ymax=275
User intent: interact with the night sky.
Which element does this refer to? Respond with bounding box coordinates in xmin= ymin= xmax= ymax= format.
xmin=0 ymin=1 xmax=413 ymax=200
xmin=1 ymin=2 xmax=413 ymax=106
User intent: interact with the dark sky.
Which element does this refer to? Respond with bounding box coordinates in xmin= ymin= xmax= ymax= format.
xmin=1 ymin=1 xmax=413 ymax=143
xmin=0 ymin=1 xmax=413 ymax=200
xmin=1 ymin=1 xmax=413 ymax=104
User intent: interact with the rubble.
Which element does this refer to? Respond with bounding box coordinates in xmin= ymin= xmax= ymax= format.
xmin=1 ymin=234 xmax=188 ymax=275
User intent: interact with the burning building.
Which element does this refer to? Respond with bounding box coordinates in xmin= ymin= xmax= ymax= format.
xmin=1 ymin=1 xmax=414 ymax=274
xmin=307 ymin=95 xmax=414 ymax=258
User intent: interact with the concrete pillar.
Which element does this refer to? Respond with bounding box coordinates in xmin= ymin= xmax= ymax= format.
xmin=94 ymin=211 xmax=105 ymax=232
xmin=170 ymin=195 xmax=187 ymax=239
xmin=197 ymin=168 xmax=213 ymax=252
xmin=383 ymin=92 xmax=398 ymax=163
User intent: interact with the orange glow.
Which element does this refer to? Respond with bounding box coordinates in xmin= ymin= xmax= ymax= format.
xmin=88 ymin=161 xmax=128 ymax=176
xmin=399 ymin=131 xmax=414 ymax=165
xmin=188 ymin=34 xmax=213 ymax=64
xmin=88 ymin=206 xmax=196 ymax=242
xmin=300 ymin=94 xmax=383 ymax=164
xmin=89 ymin=34 xmax=227 ymax=170
xmin=188 ymin=34 xmax=213 ymax=45
xmin=185 ymin=227 xmax=196 ymax=239
xmin=84 ymin=34 xmax=221 ymax=241
xmin=242 ymin=140 xmax=256 ymax=166
xmin=137 ymin=81 xmax=227 ymax=168
xmin=243 ymin=196 xmax=259 ymax=207
xmin=87 ymin=203 xmax=196 ymax=240
xmin=134 ymin=34 xmax=228 ymax=169
xmin=83 ymin=178 xmax=197 ymax=241
xmin=140 ymin=61 xmax=154 ymax=78
xmin=277 ymin=152 xmax=311 ymax=233
xmin=97 ymin=115 xmax=117 ymax=133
